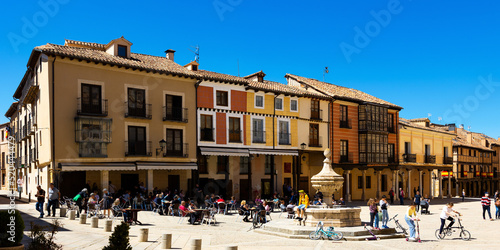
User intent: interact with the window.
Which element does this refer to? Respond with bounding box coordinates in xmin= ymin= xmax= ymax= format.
xmin=357 ymin=176 xmax=363 ymax=189
xmin=366 ymin=176 xmax=372 ymax=189
xmin=388 ymin=144 xmax=395 ymax=162
xmin=359 ymin=133 xmax=388 ymax=163
xmin=229 ymin=117 xmax=241 ymax=142
xmin=340 ymin=140 xmax=349 ymax=162
xmin=216 ymin=91 xmax=228 ymax=106
xmin=311 ymin=100 xmax=321 ymax=120
xmin=405 ymin=142 xmax=411 ymax=154
xmin=75 ymin=117 xmax=111 ymax=157
xmin=340 ymin=105 xmax=349 ymax=128
xmin=265 ymin=155 xmax=272 ymax=175
xmin=275 ymin=98 xmax=283 ymax=110
xmin=252 ymin=119 xmax=265 ymax=143
xmin=278 ymin=121 xmax=290 ymax=145
xmin=381 ymin=174 xmax=388 ymax=192
xmin=358 ymin=105 xmax=388 ymax=132
xmin=165 ymin=94 xmax=184 ymax=121
xmin=388 ymin=113 xmax=394 ymax=133
xmin=118 ymin=45 xmax=127 ymax=57
xmin=290 ymin=100 xmax=298 ymax=111
xmin=309 ymin=124 xmax=320 ymax=147
xmin=217 ymin=156 xmax=228 ymax=174
xmin=240 ymin=156 xmax=249 ymax=174
xmin=200 ymin=115 xmax=213 ymax=141
xmin=80 ymin=83 xmax=103 ymax=115
xmin=127 ymin=126 xmax=148 ymax=156
xmin=1 ymin=152 xmax=4 ymax=168
xmin=255 ymin=95 xmax=264 ymax=108
xmin=444 ymin=147 xmax=449 ymax=158
xmin=127 ymin=88 xmax=146 ymax=117
xmin=425 ymin=144 xmax=430 ymax=156
xmin=198 ymin=155 xmax=208 ymax=174
xmin=165 ymin=129 xmax=183 ymax=157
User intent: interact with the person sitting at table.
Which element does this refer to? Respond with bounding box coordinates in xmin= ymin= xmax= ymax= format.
xmin=240 ymin=200 xmax=251 ymax=222
xmin=273 ymin=194 xmax=280 ymax=209
xmin=338 ymin=197 xmax=346 ymax=205
xmin=204 ymin=195 xmax=213 ymax=208
xmin=280 ymin=200 xmax=286 ymax=211
xmin=230 ymin=196 xmax=237 ymax=205
xmin=313 ymin=198 xmax=323 ymax=205
xmin=255 ymin=195 xmax=262 ymax=206
xmin=216 ymin=196 xmax=225 ymax=203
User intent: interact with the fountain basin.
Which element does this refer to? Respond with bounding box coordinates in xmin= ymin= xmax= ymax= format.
xmin=305 ymin=206 xmax=362 ymax=227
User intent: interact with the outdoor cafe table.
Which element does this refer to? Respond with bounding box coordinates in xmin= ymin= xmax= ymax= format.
xmin=123 ymin=208 xmax=142 ymax=225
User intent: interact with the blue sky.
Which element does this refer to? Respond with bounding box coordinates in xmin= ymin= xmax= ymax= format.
xmin=1 ymin=0 xmax=499 ymax=138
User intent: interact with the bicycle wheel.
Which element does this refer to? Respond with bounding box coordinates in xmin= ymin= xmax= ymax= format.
xmin=329 ymin=231 xmax=344 ymax=241
xmin=460 ymin=230 xmax=471 ymax=241
xmin=435 ymin=229 xmax=445 ymax=240
xmin=399 ymin=224 xmax=408 ymax=235
xmin=309 ymin=231 xmax=322 ymax=240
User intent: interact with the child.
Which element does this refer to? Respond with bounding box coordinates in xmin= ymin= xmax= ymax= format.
xmin=405 ymin=202 xmax=419 ymax=241
xmin=438 ymin=202 xmax=460 ymax=237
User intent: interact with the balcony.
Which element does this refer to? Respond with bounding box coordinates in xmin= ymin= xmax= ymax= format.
xmin=482 ymin=157 xmax=492 ymax=164
xmin=200 ymin=128 xmax=214 ymax=142
xmin=443 ymin=157 xmax=453 ymax=164
xmin=278 ymin=133 xmax=291 ymax=145
xmin=77 ymin=98 xmax=108 ymax=116
xmin=425 ymin=155 xmax=436 ymax=164
xmin=310 ymin=109 xmax=322 ymax=120
xmin=340 ymin=119 xmax=352 ymax=129
xmin=228 ymin=130 xmax=242 ymax=143
xmin=164 ymin=143 xmax=189 ymax=158
xmin=340 ymin=153 xmax=353 ymax=163
xmin=252 ymin=130 xmax=266 ymax=143
xmin=125 ymin=102 xmax=152 ymax=119
xmin=309 ymin=136 xmax=322 ymax=148
xmin=79 ymin=142 xmax=108 ymax=158
xmin=28 ymin=119 xmax=35 ymax=135
xmin=125 ymin=141 xmax=152 ymax=157
xmin=457 ymin=155 xmax=481 ymax=163
xmin=388 ymin=156 xmax=396 ymax=163
xmin=403 ymin=154 xmax=417 ymax=163
xmin=163 ymin=107 xmax=188 ymax=122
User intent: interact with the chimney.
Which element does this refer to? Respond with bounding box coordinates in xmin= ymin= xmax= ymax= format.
xmin=165 ymin=49 xmax=176 ymax=61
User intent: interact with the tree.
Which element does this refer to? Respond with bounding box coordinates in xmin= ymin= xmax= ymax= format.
xmin=103 ymin=222 xmax=132 ymax=250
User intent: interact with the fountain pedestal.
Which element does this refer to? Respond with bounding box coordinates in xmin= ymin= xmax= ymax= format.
xmin=307 ymin=149 xmax=361 ymax=227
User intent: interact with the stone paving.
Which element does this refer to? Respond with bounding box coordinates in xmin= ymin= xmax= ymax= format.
xmin=1 ymin=192 xmax=499 ymax=249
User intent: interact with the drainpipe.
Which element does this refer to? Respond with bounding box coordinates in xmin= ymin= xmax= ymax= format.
xmin=271 ymin=96 xmax=276 ymax=197
xmin=193 ymin=79 xmax=202 ymax=196
xmin=51 ymin=56 xmax=57 ymax=188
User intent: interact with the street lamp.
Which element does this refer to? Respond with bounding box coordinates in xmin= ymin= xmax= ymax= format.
xmin=156 ymin=139 xmax=166 ymax=156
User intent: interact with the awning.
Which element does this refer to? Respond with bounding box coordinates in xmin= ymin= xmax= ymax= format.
xmin=249 ymin=148 xmax=299 ymax=156
xmin=60 ymin=163 xmax=136 ymax=172
xmin=136 ymin=162 xmax=197 ymax=170
xmin=200 ymin=147 xmax=250 ymax=157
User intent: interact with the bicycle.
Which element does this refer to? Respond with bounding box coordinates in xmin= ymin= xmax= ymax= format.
xmin=309 ymin=221 xmax=344 ymax=241
xmin=435 ymin=214 xmax=471 ymax=241
xmin=389 ymin=214 xmax=408 ymax=235
xmin=252 ymin=210 xmax=267 ymax=229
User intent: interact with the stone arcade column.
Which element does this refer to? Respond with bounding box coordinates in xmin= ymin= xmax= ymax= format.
xmin=438 ymin=170 xmax=443 ymax=199
xmin=101 ymin=171 xmax=109 ymax=191
xmin=448 ymin=174 xmax=452 ymax=198
xmin=408 ymin=169 xmax=412 ymax=200
xmin=419 ymin=170 xmax=423 ymax=194
xmin=147 ymin=169 xmax=154 ymax=192
xmin=346 ymin=170 xmax=352 ymax=202
xmin=429 ymin=170 xmax=433 ymax=198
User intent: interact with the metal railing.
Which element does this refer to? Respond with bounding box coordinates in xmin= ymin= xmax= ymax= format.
xmin=163 ymin=106 xmax=188 ymax=122
xmin=252 ymin=130 xmax=266 ymax=143
xmin=200 ymin=128 xmax=214 ymax=142
xmin=425 ymin=155 xmax=436 ymax=164
xmin=279 ymin=133 xmax=291 ymax=145
xmin=77 ymin=98 xmax=108 ymax=116
xmin=164 ymin=143 xmax=189 ymax=158
xmin=340 ymin=153 xmax=354 ymax=163
xmin=228 ymin=129 xmax=242 ymax=143
xmin=125 ymin=102 xmax=152 ymax=119
xmin=309 ymin=136 xmax=322 ymax=147
xmin=403 ymin=154 xmax=417 ymax=163
xmin=340 ymin=119 xmax=352 ymax=129
xmin=125 ymin=141 xmax=152 ymax=156
xmin=310 ymin=108 xmax=322 ymax=120
xmin=443 ymin=157 xmax=453 ymax=164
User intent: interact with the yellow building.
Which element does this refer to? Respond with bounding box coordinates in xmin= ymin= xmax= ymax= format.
xmin=398 ymin=118 xmax=456 ymax=199
xmin=5 ymin=38 xmax=199 ymax=199
xmin=0 ymin=123 xmax=10 ymax=190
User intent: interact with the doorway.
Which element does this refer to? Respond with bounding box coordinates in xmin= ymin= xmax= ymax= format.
xmin=60 ymin=171 xmax=86 ymax=198
xmin=168 ymin=175 xmax=180 ymax=192
xmin=121 ymin=174 xmax=139 ymax=192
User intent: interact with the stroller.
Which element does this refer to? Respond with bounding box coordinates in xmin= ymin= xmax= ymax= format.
xmin=420 ymin=199 xmax=430 ymax=214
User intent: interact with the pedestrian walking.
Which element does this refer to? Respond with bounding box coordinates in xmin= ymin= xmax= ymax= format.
xmin=380 ymin=195 xmax=390 ymax=229
xmin=47 ymin=183 xmax=60 ymax=217
xmin=35 ymin=185 xmax=45 ymax=218
xmin=17 ymin=176 xmax=23 ymax=198
xmin=389 ymin=188 xmax=395 ymax=204
xmin=462 ymin=189 xmax=465 ymax=202
xmin=414 ymin=191 xmax=422 ymax=212
xmin=495 ymin=197 xmax=500 ymax=220
xmin=74 ymin=188 xmax=88 ymax=217
xmin=481 ymin=192 xmax=493 ymax=221
xmin=399 ymin=188 xmax=405 ymax=205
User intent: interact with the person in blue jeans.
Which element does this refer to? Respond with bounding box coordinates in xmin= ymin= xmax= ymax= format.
xmin=35 ymin=185 xmax=46 ymax=218
xmin=379 ymin=195 xmax=390 ymax=229
xmin=405 ymin=202 xmax=419 ymax=241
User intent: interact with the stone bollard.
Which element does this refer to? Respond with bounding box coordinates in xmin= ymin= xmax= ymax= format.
xmin=69 ymin=210 xmax=76 ymax=220
xmin=190 ymin=239 xmax=201 ymax=250
xmin=161 ymin=234 xmax=172 ymax=249
xmin=139 ymin=228 xmax=149 ymax=242
xmin=79 ymin=214 xmax=87 ymax=224
xmin=60 ymin=207 xmax=67 ymax=217
xmin=91 ymin=217 xmax=99 ymax=228
xmin=105 ymin=220 xmax=113 ymax=232
xmin=225 ymin=246 xmax=237 ymax=250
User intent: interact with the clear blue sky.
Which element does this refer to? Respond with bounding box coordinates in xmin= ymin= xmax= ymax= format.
xmin=1 ymin=0 xmax=499 ymax=138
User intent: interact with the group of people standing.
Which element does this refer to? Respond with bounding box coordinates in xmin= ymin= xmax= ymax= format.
xmin=34 ymin=183 xmax=60 ymax=218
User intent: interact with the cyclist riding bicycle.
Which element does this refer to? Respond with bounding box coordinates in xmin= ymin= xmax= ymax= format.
xmin=439 ymin=202 xmax=461 ymax=236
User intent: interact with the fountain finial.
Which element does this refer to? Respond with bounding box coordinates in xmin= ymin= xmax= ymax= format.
xmin=311 ymin=148 xmax=344 ymax=207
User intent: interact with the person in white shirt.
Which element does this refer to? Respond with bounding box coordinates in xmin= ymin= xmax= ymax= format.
xmin=438 ymin=202 xmax=460 ymax=236
xmin=379 ymin=195 xmax=390 ymax=229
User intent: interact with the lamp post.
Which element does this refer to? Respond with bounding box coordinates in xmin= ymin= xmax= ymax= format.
xmin=155 ymin=139 xmax=166 ymax=157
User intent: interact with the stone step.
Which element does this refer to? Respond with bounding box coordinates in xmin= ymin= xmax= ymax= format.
xmin=255 ymin=228 xmax=406 ymax=241
xmin=263 ymin=223 xmax=398 ymax=237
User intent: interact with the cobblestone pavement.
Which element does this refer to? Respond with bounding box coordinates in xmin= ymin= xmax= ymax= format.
xmin=1 ymin=192 xmax=498 ymax=249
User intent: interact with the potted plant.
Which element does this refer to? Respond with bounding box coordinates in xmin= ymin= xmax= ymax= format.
xmin=0 ymin=209 xmax=25 ymax=250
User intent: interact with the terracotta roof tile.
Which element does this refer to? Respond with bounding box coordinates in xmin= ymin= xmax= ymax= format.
xmin=399 ymin=118 xmax=456 ymax=135
xmin=453 ymin=128 xmax=494 ymax=151
xmin=285 ymin=74 xmax=402 ymax=109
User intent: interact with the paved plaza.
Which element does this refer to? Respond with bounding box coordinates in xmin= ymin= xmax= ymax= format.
xmin=1 ymin=192 xmax=499 ymax=249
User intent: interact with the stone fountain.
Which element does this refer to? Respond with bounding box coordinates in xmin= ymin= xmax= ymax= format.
xmin=306 ymin=148 xmax=361 ymax=227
